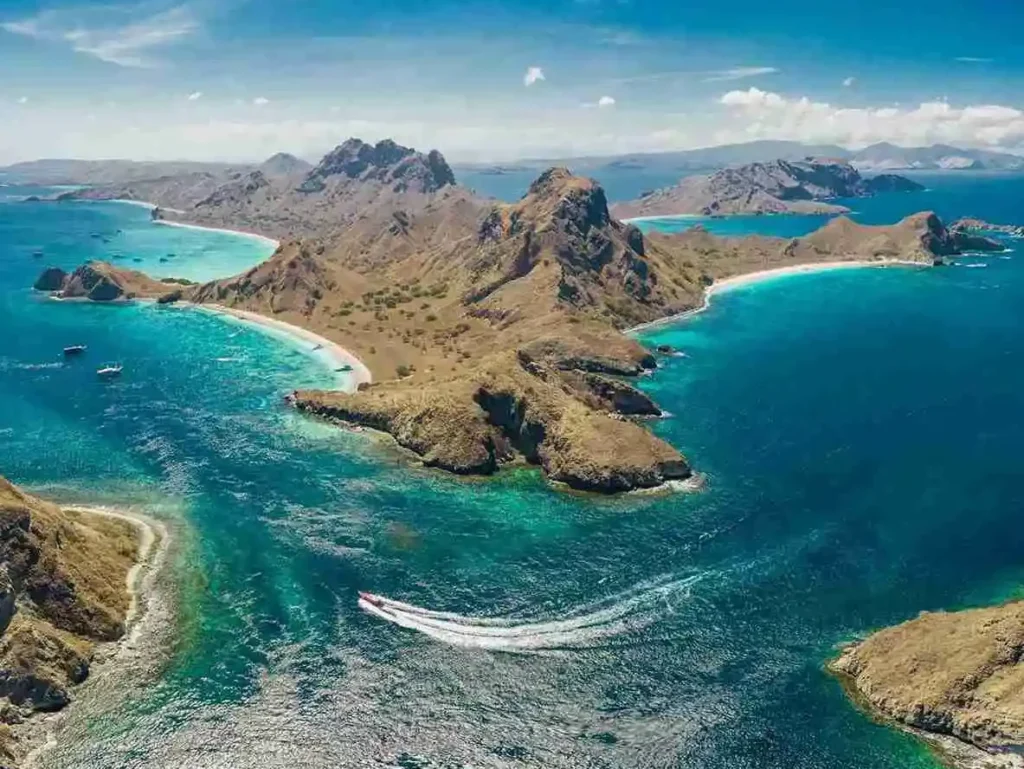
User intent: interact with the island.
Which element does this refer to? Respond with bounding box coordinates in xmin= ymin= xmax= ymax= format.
xmin=0 ymin=476 xmax=153 ymax=765
xmin=610 ymin=158 xmax=924 ymax=218
xmin=41 ymin=140 xmax=1002 ymax=492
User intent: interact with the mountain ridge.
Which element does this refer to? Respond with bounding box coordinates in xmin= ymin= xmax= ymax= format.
xmin=32 ymin=139 xmax=1005 ymax=491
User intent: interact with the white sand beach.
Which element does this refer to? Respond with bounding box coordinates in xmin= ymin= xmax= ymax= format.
xmin=627 ymin=260 xmax=922 ymax=334
xmin=152 ymin=219 xmax=279 ymax=250
xmin=193 ymin=304 xmax=373 ymax=392
xmin=64 ymin=506 xmax=167 ymax=636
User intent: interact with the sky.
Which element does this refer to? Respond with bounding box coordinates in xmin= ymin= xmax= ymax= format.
xmin=2 ymin=0 xmax=1024 ymax=163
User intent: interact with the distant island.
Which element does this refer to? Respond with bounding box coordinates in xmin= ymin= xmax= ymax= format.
xmin=26 ymin=140 xmax=1004 ymax=493
xmin=611 ymin=158 xmax=924 ymax=218
xmin=449 ymin=140 xmax=1024 ymax=187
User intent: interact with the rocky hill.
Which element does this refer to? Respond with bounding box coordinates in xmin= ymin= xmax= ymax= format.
xmin=38 ymin=141 xmax=1003 ymax=491
xmin=0 ymin=477 xmax=140 ymax=765
xmin=64 ymin=139 xmax=468 ymax=243
xmin=259 ymin=152 xmax=312 ymax=178
xmin=832 ymin=601 xmax=1024 ymax=759
xmin=612 ymin=158 xmax=924 ymax=218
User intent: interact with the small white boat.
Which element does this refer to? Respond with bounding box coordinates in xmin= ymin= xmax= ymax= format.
xmin=97 ymin=364 xmax=122 ymax=377
xmin=63 ymin=345 xmax=87 ymax=356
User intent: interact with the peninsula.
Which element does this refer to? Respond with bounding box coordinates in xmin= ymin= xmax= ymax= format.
xmin=0 ymin=476 xmax=149 ymax=766
xmin=40 ymin=140 xmax=1001 ymax=492
xmin=611 ymin=158 xmax=924 ymax=218
xmin=833 ymin=601 xmax=1024 ymax=766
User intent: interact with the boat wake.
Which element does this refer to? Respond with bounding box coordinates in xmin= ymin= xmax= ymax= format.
xmin=358 ymin=573 xmax=702 ymax=653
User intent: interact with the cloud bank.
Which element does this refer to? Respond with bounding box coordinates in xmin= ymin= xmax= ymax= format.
xmin=717 ymin=87 xmax=1024 ymax=150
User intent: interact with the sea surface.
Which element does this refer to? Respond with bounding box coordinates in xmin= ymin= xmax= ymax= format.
xmin=2 ymin=176 xmax=1024 ymax=768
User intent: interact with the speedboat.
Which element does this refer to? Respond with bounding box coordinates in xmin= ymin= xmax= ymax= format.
xmin=63 ymin=345 xmax=87 ymax=356
xmin=97 ymin=365 xmax=122 ymax=377
xmin=358 ymin=591 xmax=385 ymax=608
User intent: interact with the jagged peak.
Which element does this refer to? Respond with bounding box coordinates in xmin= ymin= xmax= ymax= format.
xmin=298 ymin=137 xmax=455 ymax=193
xmin=479 ymin=167 xmax=613 ymax=243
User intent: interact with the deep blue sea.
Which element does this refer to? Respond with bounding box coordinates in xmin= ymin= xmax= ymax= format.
xmin=2 ymin=177 xmax=1024 ymax=768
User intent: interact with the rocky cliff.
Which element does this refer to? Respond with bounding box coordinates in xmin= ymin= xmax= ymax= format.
xmin=612 ymin=158 xmax=925 ymax=218
xmin=833 ymin=601 xmax=1024 ymax=760
xmin=0 ymin=477 xmax=140 ymax=765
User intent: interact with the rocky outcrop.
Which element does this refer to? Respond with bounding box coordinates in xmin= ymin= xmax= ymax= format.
xmin=0 ymin=477 xmax=139 ymax=763
xmin=951 ymin=218 xmax=1024 ymax=239
xmin=293 ymin=348 xmax=689 ymax=493
xmin=833 ymin=601 xmax=1024 ymax=757
xmin=33 ymin=262 xmax=169 ymax=301
xmin=298 ymin=138 xmax=456 ymax=194
xmin=862 ymin=173 xmax=927 ymax=194
xmin=32 ymin=267 xmax=66 ymax=292
xmin=612 ymin=158 xmax=924 ymax=218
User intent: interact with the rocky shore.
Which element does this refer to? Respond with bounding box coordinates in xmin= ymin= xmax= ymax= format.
xmin=0 ymin=477 xmax=158 ymax=766
xmin=35 ymin=140 xmax=1006 ymax=492
xmin=832 ymin=601 xmax=1024 ymax=767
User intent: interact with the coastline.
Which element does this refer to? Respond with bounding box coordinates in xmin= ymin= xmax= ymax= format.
xmin=152 ymin=219 xmax=280 ymax=250
xmin=830 ymin=657 xmax=1023 ymax=769
xmin=20 ymin=504 xmax=171 ymax=769
xmin=102 ymin=198 xmax=279 ymax=249
xmin=189 ymin=303 xmax=373 ymax=392
xmin=622 ymin=213 xmax=705 ymax=224
xmin=626 ymin=260 xmax=923 ymax=335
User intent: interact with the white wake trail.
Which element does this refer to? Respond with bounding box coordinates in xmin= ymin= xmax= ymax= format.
xmin=359 ymin=573 xmax=702 ymax=652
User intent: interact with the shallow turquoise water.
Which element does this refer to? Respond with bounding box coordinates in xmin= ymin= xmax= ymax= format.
xmin=1 ymin=181 xmax=1023 ymax=767
xmin=2 ymin=188 xmax=275 ymax=283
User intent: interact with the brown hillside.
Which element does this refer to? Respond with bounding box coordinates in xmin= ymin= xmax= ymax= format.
xmin=47 ymin=140 xmax=1004 ymax=491
xmin=0 ymin=477 xmax=139 ymax=764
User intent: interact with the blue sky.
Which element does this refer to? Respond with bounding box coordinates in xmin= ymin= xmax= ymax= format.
xmin=1 ymin=0 xmax=1024 ymax=162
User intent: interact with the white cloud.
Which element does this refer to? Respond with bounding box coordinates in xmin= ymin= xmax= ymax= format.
xmin=717 ymin=87 xmax=1024 ymax=150
xmin=842 ymin=76 xmax=856 ymax=87
xmin=253 ymin=97 xmax=270 ymax=106
xmin=955 ymin=57 xmax=993 ymax=63
xmin=581 ymin=94 xmax=617 ymax=109
xmin=1 ymin=4 xmax=198 ymax=68
xmin=703 ymin=66 xmax=778 ymax=83
xmin=17 ymin=96 xmax=28 ymax=105
xmin=523 ymin=66 xmax=545 ymax=87
xmin=187 ymin=91 xmax=203 ymax=101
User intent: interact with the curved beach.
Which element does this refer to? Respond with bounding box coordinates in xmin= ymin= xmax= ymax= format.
xmin=152 ymin=219 xmax=280 ymax=250
xmin=191 ymin=304 xmax=373 ymax=391
xmin=627 ymin=259 xmax=921 ymax=334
